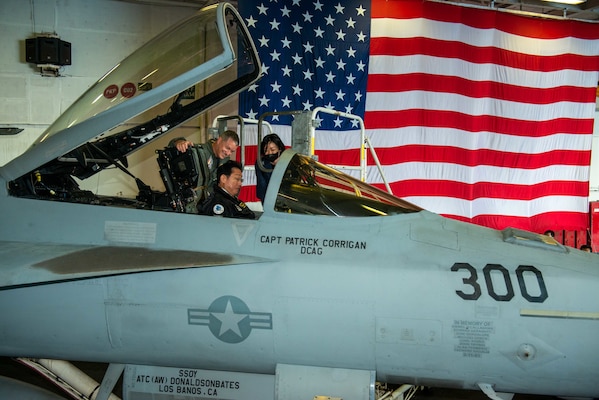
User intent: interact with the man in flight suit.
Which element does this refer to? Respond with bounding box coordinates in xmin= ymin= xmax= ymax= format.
xmin=198 ymin=160 xmax=255 ymax=219
xmin=169 ymin=129 xmax=240 ymax=213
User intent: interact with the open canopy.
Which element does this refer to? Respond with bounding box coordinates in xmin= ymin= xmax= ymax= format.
xmin=0 ymin=2 xmax=261 ymax=182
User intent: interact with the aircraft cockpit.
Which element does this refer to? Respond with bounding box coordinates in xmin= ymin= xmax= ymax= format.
xmin=152 ymin=146 xmax=423 ymax=217
xmin=6 ymin=140 xmax=422 ymax=218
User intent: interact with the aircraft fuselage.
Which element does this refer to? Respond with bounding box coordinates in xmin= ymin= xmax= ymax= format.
xmin=0 ymin=187 xmax=597 ymax=397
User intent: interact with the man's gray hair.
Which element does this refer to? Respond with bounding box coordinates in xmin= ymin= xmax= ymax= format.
xmin=220 ymin=129 xmax=240 ymax=145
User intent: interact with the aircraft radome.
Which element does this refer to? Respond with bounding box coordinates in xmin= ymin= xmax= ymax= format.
xmin=0 ymin=2 xmax=597 ymax=400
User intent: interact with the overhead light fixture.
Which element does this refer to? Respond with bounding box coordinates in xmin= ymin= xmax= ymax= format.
xmin=540 ymin=0 xmax=586 ymax=5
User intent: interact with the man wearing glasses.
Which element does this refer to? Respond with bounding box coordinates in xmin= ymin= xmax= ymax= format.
xmin=198 ymin=160 xmax=255 ymax=219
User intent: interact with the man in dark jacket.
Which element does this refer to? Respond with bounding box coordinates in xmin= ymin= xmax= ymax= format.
xmin=198 ymin=160 xmax=255 ymax=219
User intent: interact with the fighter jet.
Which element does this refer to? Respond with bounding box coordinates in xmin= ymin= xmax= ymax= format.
xmin=0 ymin=3 xmax=597 ymax=400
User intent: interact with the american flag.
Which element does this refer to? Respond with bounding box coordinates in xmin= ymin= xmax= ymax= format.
xmin=238 ymin=0 xmax=599 ymax=233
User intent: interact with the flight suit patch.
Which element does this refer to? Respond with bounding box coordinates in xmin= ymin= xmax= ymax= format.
xmin=213 ymin=204 xmax=224 ymax=215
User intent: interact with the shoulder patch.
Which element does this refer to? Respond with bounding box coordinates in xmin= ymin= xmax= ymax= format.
xmin=213 ymin=204 xmax=224 ymax=215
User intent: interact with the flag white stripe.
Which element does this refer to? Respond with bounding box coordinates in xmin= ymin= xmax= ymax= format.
xmin=371 ymin=19 xmax=599 ymax=57
xmin=365 ymin=91 xmax=595 ymax=121
xmin=410 ymin=195 xmax=590 ymax=218
xmin=285 ymin=162 xmax=589 ymax=188
xmin=365 ymin=163 xmax=589 ymax=185
xmin=243 ymin=125 xmax=592 ymax=157
xmin=366 ymin=129 xmax=592 ymax=153
xmin=368 ymin=55 xmax=597 ymax=89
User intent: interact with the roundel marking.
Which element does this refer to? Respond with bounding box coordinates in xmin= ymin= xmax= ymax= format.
xmin=187 ymin=295 xmax=273 ymax=343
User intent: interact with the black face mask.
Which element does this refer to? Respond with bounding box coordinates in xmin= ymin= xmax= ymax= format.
xmin=263 ymin=153 xmax=279 ymax=163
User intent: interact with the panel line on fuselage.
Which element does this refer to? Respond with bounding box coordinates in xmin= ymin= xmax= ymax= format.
xmin=520 ymin=309 xmax=599 ymax=320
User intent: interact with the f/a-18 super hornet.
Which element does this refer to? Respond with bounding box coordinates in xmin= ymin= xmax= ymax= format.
xmin=0 ymin=3 xmax=597 ymax=400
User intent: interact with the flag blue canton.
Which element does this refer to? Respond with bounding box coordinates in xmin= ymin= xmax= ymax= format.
xmin=238 ymin=0 xmax=371 ymax=130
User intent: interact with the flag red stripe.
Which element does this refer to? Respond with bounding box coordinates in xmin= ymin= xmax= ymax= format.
xmin=240 ymin=181 xmax=588 ymax=207
xmin=364 ymin=110 xmax=595 ymax=136
xmin=370 ymin=37 xmax=599 ymax=72
xmin=239 ymin=185 xmax=256 ymax=202
xmin=367 ymin=73 xmax=597 ymax=103
xmin=371 ymin=0 xmax=599 ymax=40
xmin=444 ymin=212 xmax=589 ymax=232
xmin=376 ymin=180 xmax=589 ymax=200
xmin=316 ymin=146 xmax=591 ymax=169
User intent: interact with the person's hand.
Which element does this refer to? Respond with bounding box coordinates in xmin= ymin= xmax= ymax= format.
xmin=175 ymin=139 xmax=192 ymax=152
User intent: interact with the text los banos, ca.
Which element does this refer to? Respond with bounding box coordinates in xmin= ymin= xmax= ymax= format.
xmin=136 ymin=370 xmax=240 ymax=396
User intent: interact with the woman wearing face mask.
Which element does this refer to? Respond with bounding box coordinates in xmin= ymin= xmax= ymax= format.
xmin=255 ymin=133 xmax=285 ymax=204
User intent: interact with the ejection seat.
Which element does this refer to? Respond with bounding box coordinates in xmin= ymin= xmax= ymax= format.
xmin=156 ymin=146 xmax=206 ymax=213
